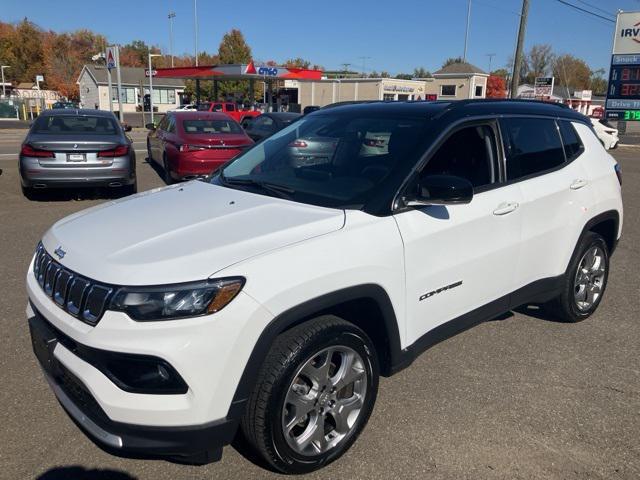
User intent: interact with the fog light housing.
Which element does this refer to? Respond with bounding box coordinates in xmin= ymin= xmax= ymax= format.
xmin=101 ymin=354 xmax=188 ymax=394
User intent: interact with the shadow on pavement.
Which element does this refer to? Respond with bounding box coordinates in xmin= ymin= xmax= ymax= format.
xmin=36 ymin=466 xmax=137 ymax=480
xmin=22 ymin=187 xmax=131 ymax=202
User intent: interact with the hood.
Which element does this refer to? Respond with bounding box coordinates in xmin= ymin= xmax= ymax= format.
xmin=42 ymin=181 xmax=345 ymax=285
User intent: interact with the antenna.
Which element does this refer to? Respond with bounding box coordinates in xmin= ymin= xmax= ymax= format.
xmin=486 ymin=53 xmax=496 ymax=73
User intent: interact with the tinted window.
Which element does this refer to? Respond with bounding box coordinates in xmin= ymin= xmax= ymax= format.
xmin=183 ymin=119 xmax=242 ymax=134
xmin=196 ymin=103 xmax=211 ymax=111
xmin=421 ymin=124 xmax=497 ymax=189
xmin=558 ymin=120 xmax=584 ymax=161
xmin=501 ymin=118 xmax=565 ymax=180
xmin=219 ymin=114 xmax=428 ymax=209
xmin=226 ymin=103 xmax=236 ymax=112
xmin=32 ymin=115 xmax=118 ymax=135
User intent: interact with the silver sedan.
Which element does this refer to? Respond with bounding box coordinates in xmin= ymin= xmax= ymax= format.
xmin=19 ymin=109 xmax=136 ymax=197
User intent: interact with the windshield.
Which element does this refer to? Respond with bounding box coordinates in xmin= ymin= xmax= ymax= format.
xmin=32 ymin=115 xmax=119 ymax=135
xmin=217 ymin=113 xmax=428 ymax=209
xmin=183 ymin=119 xmax=242 ymax=134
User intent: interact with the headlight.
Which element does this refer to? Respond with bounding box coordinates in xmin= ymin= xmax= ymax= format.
xmin=109 ymin=277 xmax=244 ymax=321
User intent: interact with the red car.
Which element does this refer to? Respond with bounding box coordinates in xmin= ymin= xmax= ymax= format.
xmin=196 ymin=102 xmax=261 ymax=124
xmin=146 ymin=112 xmax=253 ymax=183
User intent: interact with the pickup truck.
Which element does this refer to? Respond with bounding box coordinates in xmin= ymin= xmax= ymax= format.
xmin=196 ymin=102 xmax=260 ymax=125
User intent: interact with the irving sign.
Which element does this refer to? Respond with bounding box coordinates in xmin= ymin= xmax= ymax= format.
xmin=613 ymin=12 xmax=640 ymax=55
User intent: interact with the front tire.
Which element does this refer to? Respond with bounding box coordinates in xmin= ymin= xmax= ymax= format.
xmin=547 ymin=232 xmax=609 ymax=322
xmin=241 ymin=316 xmax=379 ymax=474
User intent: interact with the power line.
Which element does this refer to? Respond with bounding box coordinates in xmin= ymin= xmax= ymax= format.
xmin=572 ymin=0 xmax=616 ymax=19
xmin=554 ymin=0 xmax=615 ymax=23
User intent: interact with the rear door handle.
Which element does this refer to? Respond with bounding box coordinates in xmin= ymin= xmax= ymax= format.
xmin=493 ymin=202 xmax=519 ymax=216
xmin=570 ymin=179 xmax=588 ymax=190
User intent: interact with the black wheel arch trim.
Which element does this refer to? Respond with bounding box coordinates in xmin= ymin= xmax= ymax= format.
xmin=577 ymin=210 xmax=620 ymax=257
xmin=227 ymin=284 xmax=403 ymax=419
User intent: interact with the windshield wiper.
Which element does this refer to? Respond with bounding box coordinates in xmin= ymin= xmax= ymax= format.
xmin=220 ymin=174 xmax=296 ymax=199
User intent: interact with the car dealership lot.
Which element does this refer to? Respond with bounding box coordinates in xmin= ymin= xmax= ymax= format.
xmin=0 ymin=130 xmax=638 ymax=479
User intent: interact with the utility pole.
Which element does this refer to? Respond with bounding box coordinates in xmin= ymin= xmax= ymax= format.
xmin=194 ymin=0 xmax=199 ymax=66
xmin=463 ymin=0 xmax=472 ymax=62
xmin=510 ymin=0 xmax=530 ymax=99
xmin=168 ymin=12 xmax=176 ymax=67
xmin=358 ymin=56 xmax=371 ymax=77
xmin=340 ymin=63 xmax=351 ymax=77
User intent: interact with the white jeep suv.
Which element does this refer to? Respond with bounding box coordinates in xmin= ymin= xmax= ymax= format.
xmin=27 ymin=100 xmax=623 ymax=474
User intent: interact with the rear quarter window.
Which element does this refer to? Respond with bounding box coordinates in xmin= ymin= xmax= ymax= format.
xmin=500 ymin=117 xmax=565 ymax=181
xmin=558 ymin=120 xmax=584 ymax=161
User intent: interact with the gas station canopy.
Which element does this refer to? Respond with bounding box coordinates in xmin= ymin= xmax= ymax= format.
xmin=148 ymin=61 xmax=323 ymax=81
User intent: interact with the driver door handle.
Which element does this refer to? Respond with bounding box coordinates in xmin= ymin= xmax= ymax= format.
xmin=570 ymin=179 xmax=588 ymax=190
xmin=493 ymin=202 xmax=519 ymax=216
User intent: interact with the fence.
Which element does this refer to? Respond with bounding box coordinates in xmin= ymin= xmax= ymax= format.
xmin=0 ymin=98 xmax=47 ymax=121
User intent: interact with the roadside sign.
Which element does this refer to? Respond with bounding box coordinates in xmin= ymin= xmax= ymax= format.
xmin=35 ymin=75 xmax=44 ymax=82
xmin=534 ymin=77 xmax=554 ymax=97
xmin=606 ymin=12 xmax=640 ymax=120
xmin=106 ymin=47 xmax=116 ymax=71
xmin=145 ymin=69 xmax=157 ymax=77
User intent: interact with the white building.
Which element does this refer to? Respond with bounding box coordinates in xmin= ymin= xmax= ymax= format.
xmin=76 ymin=65 xmax=185 ymax=113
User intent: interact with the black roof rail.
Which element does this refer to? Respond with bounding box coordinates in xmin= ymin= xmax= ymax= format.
xmin=450 ymin=98 xmax=570 ymax=109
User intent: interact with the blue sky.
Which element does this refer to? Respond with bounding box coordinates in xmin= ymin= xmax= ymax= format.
xmin=3 ymin=0 xmax=640 ymax=74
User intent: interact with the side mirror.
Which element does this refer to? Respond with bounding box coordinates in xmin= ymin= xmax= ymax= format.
xmin=405 ymin=174 xmax=473 ymax=207
xmin=145 ymin=123 xmax=156 ymax=131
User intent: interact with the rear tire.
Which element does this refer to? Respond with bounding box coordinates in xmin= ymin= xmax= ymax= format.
xmin=163 ymin=155 xmax=174 ymax=185
xmin=122 ymin=180 xmax=137 ymax=196
xmin=21 ymin=184 xmax=35 ymax=200
xmin=241 ymin=315 xmax=379 ymax=474
xmin=546 ymin=232 xmax=609 ymax=322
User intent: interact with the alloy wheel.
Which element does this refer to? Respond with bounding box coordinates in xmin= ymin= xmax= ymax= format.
xmin=574 ymin=245 xmax=606 ymax=311
xmin=281 ymin=346 xmax=367 ymax=456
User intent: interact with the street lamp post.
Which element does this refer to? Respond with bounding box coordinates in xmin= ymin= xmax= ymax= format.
xmin=168 ymin=12 xmax=176 ymax=68
xmin=1 ymin=66 xmax=10 ymax=98
xmin=148 ymin=53 xmax=161 ymax=124
xmin=194 ymin=0 xmax=199 ymax=66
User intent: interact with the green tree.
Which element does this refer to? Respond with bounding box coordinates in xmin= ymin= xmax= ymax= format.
xmin=413 ymin=67 xmax=431 ymax=78
xmin=590 ymin=68 xmax=607 ymax=96
xmin=11 ymin=19 xmax=45 ymax=83
xmin=284 ymin=57 xmax=311 ymax=69
xmin=441 ymin=56 xmax=464 ymax=69
xmin=216 ymin=29 xmax=253 ymax=101
xmin=218 ymin=29 xmax=252 ymax=64
xmin=395 ymin=73 xmax=412 ymax=80
xmin=491 ymin=68 xmax=509 ymax=78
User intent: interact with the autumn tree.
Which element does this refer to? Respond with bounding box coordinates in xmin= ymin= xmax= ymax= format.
xmin=486 ymin=75 xmax=507 ymax=98
xmin=553 ymin=54 xmax=591 ymax=91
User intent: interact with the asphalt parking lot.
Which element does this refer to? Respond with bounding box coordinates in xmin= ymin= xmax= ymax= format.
xmin=0 ymin=130 xmax=638 ymax=480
